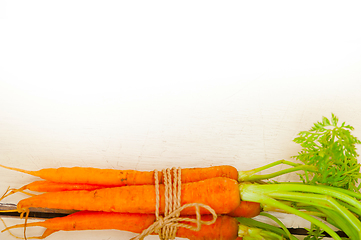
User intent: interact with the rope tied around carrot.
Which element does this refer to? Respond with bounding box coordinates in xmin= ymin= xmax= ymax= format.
xmin=131 ymin=167 xmax=218 ymax=240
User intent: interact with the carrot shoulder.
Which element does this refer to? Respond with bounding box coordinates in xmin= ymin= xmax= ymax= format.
xmin=0 ymin=164 xmax=238 ymax=186
xmin=17 ymin=177 xmax=241 ymax=215
xmin=2 ymin=211 xmax=240 ymax=240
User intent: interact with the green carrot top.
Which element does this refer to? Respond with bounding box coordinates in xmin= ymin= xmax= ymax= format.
xmin=292 ymin=113 xmax=361 ymax=191
xmin=237 ymin=114 xmax=361 ymax=240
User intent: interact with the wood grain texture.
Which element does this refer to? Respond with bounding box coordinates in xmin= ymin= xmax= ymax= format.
xmin=1 ymin=2 xmax=361 ymax=240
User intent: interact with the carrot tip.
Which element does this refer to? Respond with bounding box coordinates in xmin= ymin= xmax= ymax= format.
xmin=1 ymin=218 xmax=51 ymax=239
xmin=0 ymin=186 xmax=12 ymax=201
xmin=1 ymin=218 xmax=27 ymax=239
xmin=0 ymin=164 xmax=34 ymax=176
xmin=1 ymin=187 xmax=36 ymax=202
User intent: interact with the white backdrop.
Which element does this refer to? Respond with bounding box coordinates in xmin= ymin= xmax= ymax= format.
xmin=1 ymin=1 xmax=361 ymax=240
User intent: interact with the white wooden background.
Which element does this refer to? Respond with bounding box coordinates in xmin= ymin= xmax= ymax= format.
xmin=1 ymin=1 xmax=361 ymax=240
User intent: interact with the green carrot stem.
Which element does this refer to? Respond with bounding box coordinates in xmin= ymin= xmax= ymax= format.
xmin=267 ymin=191 xmax=335 ymax=210
xmin=281 ymin=204 xmax=328 ymax=218
xmin=333 ymin=197 xmax=361 ymax=217
xmin=318 ymin=207 xmax=359 ymax=239
xmin=259 ymin=212 xmax=293 ymax=240
xmin=320 ymin=184 xmax=361 ymax=200
xmin=240 ymin=165 xmax=316 ymax=182
xmin=287 ymin=182 xmax=361 ymax=204
xmin=300 ymin=211 xmax=327 ymax=217
xmin=254 ymin=195 xmax=341 ymax=240
xmin=238 ymin=224 xmax=286 ymax=240
xmin=247 ymin=183 xmax=361 ymax=212
xmin=238 ymin=160 xmax=317 ymax=182
xmin=245 ymin=183 xmax=361 ymax=236
xmin=267 ymin=191 xmax=361 ymax=237
xmin=237 ymin=160 xmax=298 ymax=179
xmin=240 ymin=184 xmax=343 ymax=240
xmin=237 ymin=217 xmax=297 ymax=240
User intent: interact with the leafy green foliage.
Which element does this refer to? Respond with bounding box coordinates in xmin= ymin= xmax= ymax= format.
xmin=292 ymin=114 xmax=359 ymax=240
xmin=292 ymin=113 xmax=361 ymax=192
xmin=304 ymin=224 xmax=325 ymax=240
xmin=240 ymin=114 xmax=360 ymax=239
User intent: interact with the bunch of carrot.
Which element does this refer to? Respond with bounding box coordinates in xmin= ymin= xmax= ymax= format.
xmin=0 ymin=164 xmax=261 ymax=240
xmin=1 ymin=114 xmax=360 ymax=240
xmin=0 ymin=162 xmax=357 ymax=240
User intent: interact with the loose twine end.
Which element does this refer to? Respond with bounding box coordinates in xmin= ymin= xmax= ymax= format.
xmin=131 ymin=168 xmax=217 ymax=240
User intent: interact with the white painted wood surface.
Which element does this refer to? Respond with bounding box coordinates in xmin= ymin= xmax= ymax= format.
xmin=1 ymin=1 xmax=361 ymax=239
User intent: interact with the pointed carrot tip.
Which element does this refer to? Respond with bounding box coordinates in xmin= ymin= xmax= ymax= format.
xmin=0 ymin=164 xmax=35 ymax=176
xmin=0 ymin=186 xmax=12 ymax=201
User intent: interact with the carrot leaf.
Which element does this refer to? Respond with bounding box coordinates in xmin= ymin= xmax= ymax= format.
xmin=304 ymin=224 xmax=325 ymax=240
xmin=292 ymin=113 xmax=361 ymax=191
xmin=238 ymin=114 xmax=361 ymax=240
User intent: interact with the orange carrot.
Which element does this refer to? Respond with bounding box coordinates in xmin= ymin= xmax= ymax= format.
xmin=16 ymin=177 xmax=241 ymax=216
xmin=178 ymin=214 xmax=240 ymax=240
xmin=0 ymin=164 xmax=238 ymax=186
xmin=1 ymin=164 xmax=260 ymax=219
xmin=228 ymin=201 xmax=261 ymax=218
xmin=1 ymin=180 xmax=259 ymax=219
xmin=2 ymin=211 xmax=240 ymax=240
xmin=0 ymin=181 xmax=113 ymax=202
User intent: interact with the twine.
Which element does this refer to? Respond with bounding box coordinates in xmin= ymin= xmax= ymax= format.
xmin=131 ymin=167 xmax=217 ymax=240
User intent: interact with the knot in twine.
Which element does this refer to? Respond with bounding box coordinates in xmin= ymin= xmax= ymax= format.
xmin=131 ymin=168 xmax=217 ymax=240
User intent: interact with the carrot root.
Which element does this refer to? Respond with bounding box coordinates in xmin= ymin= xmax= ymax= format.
xmin=17 ymin=177 xmax=241 ymax=215
xmin=1 ymin=218 xmax=26 ymax=239
xmin=1 ymin=219 xmax=56 ymax=239
xmin=1 ymin=211 xmax=239 ymax=240
xmin=0 ymin=164 xmax=36 ymax=176
xmin=0 ymin=187 xmax=11 ymax=201
xmin=0 ymin=164 xmax=238 ymax=186
xmin=0 ymin=188 xmax=36 ymax=204
xmin=228 ymin=201 xmax=261 ymax=218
